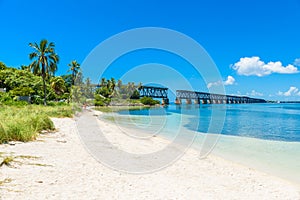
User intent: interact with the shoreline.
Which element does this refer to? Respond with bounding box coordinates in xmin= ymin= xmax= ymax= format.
xmin=98 ymin=109 xmax=300 ymax=187
xmin=0 ymin=110 xmax=299 ymax=199
xmin=99 ymin=108 xmax=300 ymax=186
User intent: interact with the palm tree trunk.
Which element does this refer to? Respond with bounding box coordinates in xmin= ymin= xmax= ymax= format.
xmin=42 ymin=64 xmax=47 ymax=106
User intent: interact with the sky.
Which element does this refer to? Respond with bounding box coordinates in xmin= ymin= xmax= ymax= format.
xmin=0 ymin=0 xmax=300 ymax=101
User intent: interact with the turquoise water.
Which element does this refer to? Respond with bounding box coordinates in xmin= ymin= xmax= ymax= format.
xmin=102 ymin=103 xmax=300 ymax=184
xmin=118 ymin=103 xmax=300 ymax=142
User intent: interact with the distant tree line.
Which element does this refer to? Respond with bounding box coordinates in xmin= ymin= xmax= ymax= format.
xmin=0 ymin=39 xmax=160 ymax=106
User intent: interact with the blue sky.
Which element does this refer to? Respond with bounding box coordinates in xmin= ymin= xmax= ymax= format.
xmin=0 ymin=0 xmax=300 ymax=100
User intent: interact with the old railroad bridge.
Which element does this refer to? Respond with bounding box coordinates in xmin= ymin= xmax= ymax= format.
xmin=138 ymin=86 xmax=266 ymax=104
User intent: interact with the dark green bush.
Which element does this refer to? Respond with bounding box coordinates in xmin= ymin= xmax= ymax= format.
xmin=94 ymin=94 xmax=110 ymax=106
xmin=140 ymin=97 xmax=160 ymax=105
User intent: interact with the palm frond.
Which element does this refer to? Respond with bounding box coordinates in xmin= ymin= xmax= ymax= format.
xmin=40 ymin=39 xmax=48 ymax=52
xmin=29 ymin=52 xmax=38 ymax=60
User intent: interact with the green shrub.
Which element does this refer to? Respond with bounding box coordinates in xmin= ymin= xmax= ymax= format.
xmin=9 ymin=87 xmax=34 ymax=96
xmin=140 ymin=97 xmax=160 ymax=105
xmin=130 ymin=90 xmax=140 ymax=99
xmin=31 ymin=95 xmax=43 ymax=105
xmin=94 ymin=94 xmax=110 ymax=106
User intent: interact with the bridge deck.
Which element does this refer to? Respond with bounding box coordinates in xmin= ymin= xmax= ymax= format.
xmin=176 ymin=90 xmax=266 ymax=104
xmin=138 ymin=86 xmax=168 ymax=99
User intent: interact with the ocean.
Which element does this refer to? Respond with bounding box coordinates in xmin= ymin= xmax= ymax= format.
xmin=101 ymin=103 xmax=300 ymax=184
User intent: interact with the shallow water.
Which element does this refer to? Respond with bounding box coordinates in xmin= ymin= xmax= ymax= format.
xmin=101 ymin=103 xmax=300 ymax=184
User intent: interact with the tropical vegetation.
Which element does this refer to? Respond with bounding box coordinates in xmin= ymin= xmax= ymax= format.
xmin=0 ymin=39 xmax=161 ymax=143
xmin=29 ymin=40 xmax=59 ymax=105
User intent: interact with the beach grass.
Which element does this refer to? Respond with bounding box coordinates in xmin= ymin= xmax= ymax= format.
xmin=0 ymin=105 xmax=74 ymax=143
xmin=0 ymin=156 xmax=14 ymax=167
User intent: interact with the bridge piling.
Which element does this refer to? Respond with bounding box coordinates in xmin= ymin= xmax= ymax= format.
xmin=186 ymin=99 xmax=192 ymax=104
xmin=175 ymin=98 xmax=181 ymax=104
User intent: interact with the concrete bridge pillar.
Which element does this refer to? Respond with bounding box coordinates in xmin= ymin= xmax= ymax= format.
xmin=194 ymin=99 xmax=200 ymax=104
xmin=175 ymin=98 xmax=181 ymax=105
xmin=186 ymin=99 xmax=192 ymax=104
xmin=202 ymin=99 xmax=207 ymax=104
xmin=162 ymin=98 xmax=169 ymax=105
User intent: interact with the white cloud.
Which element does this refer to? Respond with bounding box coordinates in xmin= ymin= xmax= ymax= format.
xmin=246 ymin=90 xmax=263 ymax=97
xmin=232 ymin=56 xmax=299 ymax=76
xmin=277 ymin=86 xmax=300 ymax=96
xmin=224 ymin=76 xmax=235 ymax=85
xmin=294 ymin=58 xmax=300 ymax=66
xmin=207 ymin=76 xmax=235 ymax=88
xmin=207 ymin=81 xmax=221 ymax=88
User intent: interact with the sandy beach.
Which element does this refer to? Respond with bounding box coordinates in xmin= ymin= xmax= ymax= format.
xmin=0 ymin=110 xmax=299 ymax=200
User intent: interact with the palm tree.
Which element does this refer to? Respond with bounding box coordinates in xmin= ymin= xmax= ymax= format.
xmin=68 ymin=60 xmax=80 ymax=85
xmin=110 ymin=78 xmax=116 ymax=91
xmin=84 ymin=78 xmax=94 ymax=98
xmin=29 ymin=39 xmax=59 ymax=105
xmin=100 ymin=77 xmax=107 ymax=87
xmin=117 ymin=79 xmax=122 ymax=89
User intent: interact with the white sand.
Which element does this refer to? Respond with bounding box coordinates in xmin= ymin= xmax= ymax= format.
xmin=0 ymin=111 xmax=299 ymax=200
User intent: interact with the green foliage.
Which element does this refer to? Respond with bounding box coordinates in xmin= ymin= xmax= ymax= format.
xmin=0 ymin=92 xmax=29 ymax=106
xmin=115 ymin=81 xmax=141 ymax=99
xmin=31 ymin=95 xmax=44 ymax=105
xmin=61 ymin=74 xmax=73 ymax=88
xmin=0 ymin=67 xmax=70 ymax=104
xmin=96 ymin=87 xmax=111 ymax=98
xmin=0 ymin=62 xmax=6 ymax=70
xmin=0 ymin=68 xmax=42 ymax=92
xmin=20 ymin=65 xmax=30 ymax=71
xmin=140 ymin=97 xmax=160 ymax=105
xmin=82 ymin=78 xmax=94 ymax=98
xmin=71 ymin=86 xmax=86 ymax=104
xmin=96 ymin=77 xmax=116 ymax=98
xmin=130 ymin=90 xmax=140 ymax=99
xmin=9 ymin=87 xmax=34 ymax=96
xmin=0 ymin=93 xmax=13 ymax=103
xmin=50 ymin=76 xmax=66 ymax=100
xmin=94 ymin=78 xmax=143 ymax=106
xmin=94 ymin=94 xmax=110 ymax=106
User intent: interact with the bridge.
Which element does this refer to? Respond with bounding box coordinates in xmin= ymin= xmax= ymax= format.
xmin=93 ymin=83 xmax=266 ymax=104
xmin=138 ymin=86 xmax=169 ymax=104
xmin=175 ymin=90 xmax=266 ymax=104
